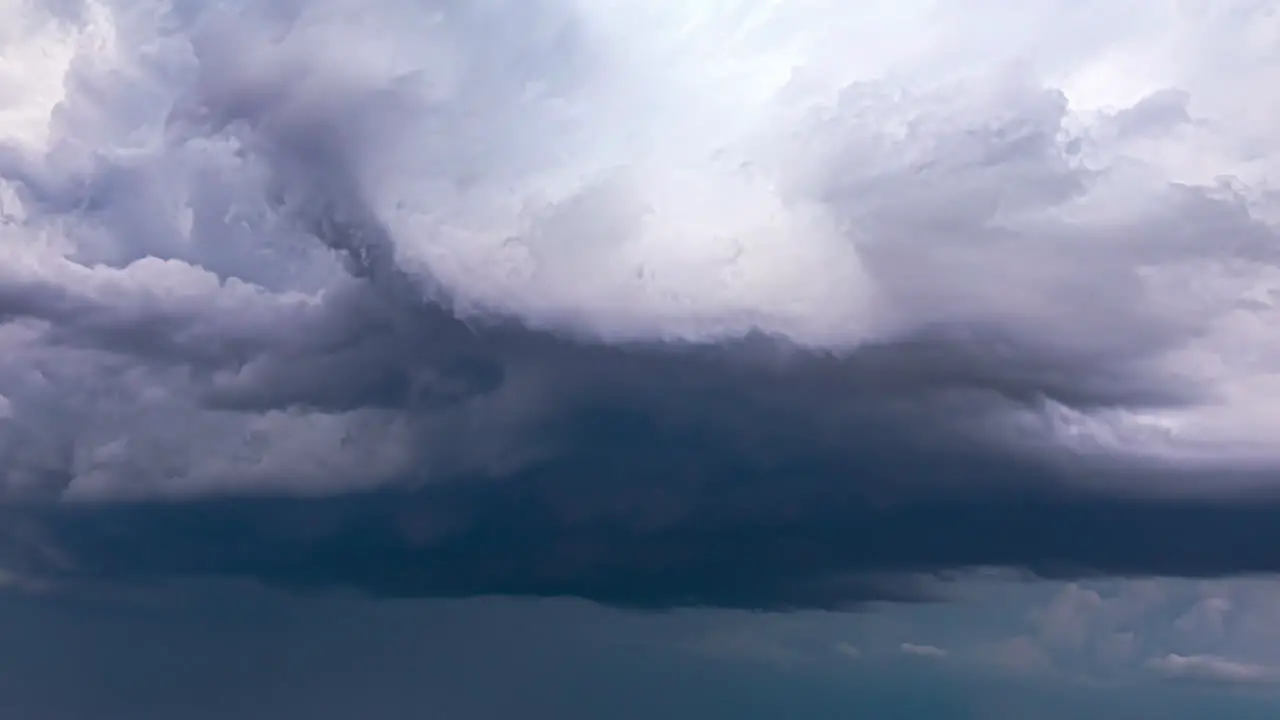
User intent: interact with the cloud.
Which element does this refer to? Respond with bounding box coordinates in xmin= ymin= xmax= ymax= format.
xmin=834 ymin=642 xmax=862 ymax=660
xmin=962 ymin=578 xmax=1280 ymax=684
xmin=1174 ymin=596 xmax=1233 ymax=644
xmin=0 ymin=0 xmax=1279 ymax=609
xmin=1032 ymin=584 xmax=1105 ymax=651
xmin=981 ymin=636 xmax=1053 ymax=674
xmin=900 ymin=643 xmax=948 ymax=659
xmin=1029 ymin=582 xmax=1164 ymax=658
xmin=1147 ymin=654 xmax=1280 ymax=685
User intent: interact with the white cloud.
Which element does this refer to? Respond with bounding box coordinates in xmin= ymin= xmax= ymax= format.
xmin=0 ymin=0 xmax=1279 ymax=499
xmin=1032 ymin=584 xmax=1104 ymax=651
xmin=987 ymin=578 xmax=1280 ymax=682
xmin=1147 ymin=653 xmax=1280 ymax=684
xmin=1174 ymin=596 xmax=1233 ymax=643
xmin=1030 ymin=581 xmax=1165 ymax=658
xmin=900 ymin=643 xmax=948 ymax=659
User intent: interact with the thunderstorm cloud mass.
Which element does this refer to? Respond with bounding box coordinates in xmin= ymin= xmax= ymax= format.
xmin=3 ymin=0 xmax=1280 ymax=607
xmin=5 ymin=2 xmax=1280 ymax=715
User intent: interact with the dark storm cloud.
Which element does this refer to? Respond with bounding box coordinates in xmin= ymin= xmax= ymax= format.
xmin=2 ymin=0 xmax=1280 ymax=609
xmin=8 ymin=461 xmax=1280 ymax=610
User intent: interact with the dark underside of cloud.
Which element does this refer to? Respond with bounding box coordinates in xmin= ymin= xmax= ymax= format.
xmin=5 ymin=241 xmax=1270 ymax=610
xmin=8 ymin=454 xmax=1280 ymax=610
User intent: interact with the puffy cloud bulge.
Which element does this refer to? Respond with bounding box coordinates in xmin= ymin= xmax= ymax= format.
xmin=2 ymin=0 xmax=1280 ymax=607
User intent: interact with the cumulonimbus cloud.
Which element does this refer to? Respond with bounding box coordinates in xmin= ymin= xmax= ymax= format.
xmin=1 ymin=0 xmax=1279 ymax=608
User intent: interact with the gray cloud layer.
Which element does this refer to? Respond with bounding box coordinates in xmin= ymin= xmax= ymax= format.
xmin=2 ymin=0 xmax=1280 ymax=608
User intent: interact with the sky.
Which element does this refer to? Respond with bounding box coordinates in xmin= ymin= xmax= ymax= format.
xmin=2 ymin=0 xmax=1280 ymax=717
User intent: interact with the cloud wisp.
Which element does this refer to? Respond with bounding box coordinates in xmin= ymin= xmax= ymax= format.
xmin=1148 ymin=654 xmax=1280 ymax=685
xmin=900 ymin=644 xmax=948 ymax=660
xmin=1 ymin=0 xmax=1279 ymax=609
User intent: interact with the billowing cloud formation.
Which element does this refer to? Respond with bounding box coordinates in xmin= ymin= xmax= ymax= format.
xmin=1 ymin=0 xmax=1280 ymax=608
